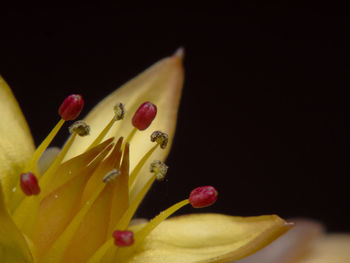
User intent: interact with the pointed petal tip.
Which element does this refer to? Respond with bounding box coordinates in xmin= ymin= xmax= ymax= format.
xmin=285 ymin=221 xmax=296 ymax=228
xmin=173 ymin=47 xmax=185 ymax=60
xmin=288 ymin=217 xmax=325 ymax=230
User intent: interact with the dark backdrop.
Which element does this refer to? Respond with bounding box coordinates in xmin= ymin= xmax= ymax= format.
xmin=1 ymin=3 xmax=349 ymax=232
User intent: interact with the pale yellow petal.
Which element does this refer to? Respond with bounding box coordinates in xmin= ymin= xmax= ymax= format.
xmin=64 ymin=49 xmax=184 ymax=200
xmin=236 ymin=219 xmax=324 ymax=263
xmin=32 ymin=144 xmax=112 ymax=260
xmin=127 ymin=213 xmax=292 ymax=263
xmin=296 ymin=234 xmax=350 ymax=263
xmin=0 ymin=181 xmax=33 ymax=262
xmin=0 ymin=76 xmax=35 ymax=204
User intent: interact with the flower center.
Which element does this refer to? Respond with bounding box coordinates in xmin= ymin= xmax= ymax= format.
xmin=9 ymin=95 xmax=218 ymax=263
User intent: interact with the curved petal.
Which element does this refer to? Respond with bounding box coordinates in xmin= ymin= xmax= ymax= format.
xmin=0 ymin=181 xmax=33 ymax=262
xmin=64 ymin=49 xmax=184 ymax=199
xmin=0 ymin=76 xmax=35 ymax=203
xmin=128 ymin=213 xmax=292 ymax=263
xmin=297 ymin=234 xmax=350 ymax=263
xmin=236 ymin=219 xmax=324 ymax=263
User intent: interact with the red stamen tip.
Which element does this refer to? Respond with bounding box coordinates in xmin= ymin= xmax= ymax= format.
xmin=132 ymin=102 xmax=157 ymax=130
xmin=112 ymin=230 xmax=134 ymax=247
xmin=20 ymin=172 xmax=40 ymax=196
xmin=189 ymin=186 xmax=218 ymax=208
xmin=58 ymin=94 xmax=84 ymax=120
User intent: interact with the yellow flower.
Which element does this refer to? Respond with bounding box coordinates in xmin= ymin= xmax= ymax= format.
xmin=0 ymin=49 xmax=292 ymax=263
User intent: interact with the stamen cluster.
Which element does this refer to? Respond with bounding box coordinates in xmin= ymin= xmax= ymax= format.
xmin=14 ymin=95 xmax=218 ymax=262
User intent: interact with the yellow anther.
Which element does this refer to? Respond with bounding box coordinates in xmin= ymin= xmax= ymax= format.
xmin=114 ymin=102 xmax=125 ymax=121
xmin=102 ymin=169 xmax=121 ymax=183
xmin=150 ymin=131 xmax=168 ymax=149
xmin=150 ymin=160 xmax=168 ymax=181
xmin=69 ymin=120 xmax=90 ymax=136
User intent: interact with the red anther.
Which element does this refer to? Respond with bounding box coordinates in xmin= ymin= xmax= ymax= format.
xmin=132 ymin=102 xmax=157 ymax=130
xmin=189 ymin=186 xmax=218 ymax=208
xmin=20 ymin=172 xmax=40 ymax=196
xmin=112 ymin=230 xmax=134 ymax=247
xmin=58 ymin=94 xmax=84 ymax=120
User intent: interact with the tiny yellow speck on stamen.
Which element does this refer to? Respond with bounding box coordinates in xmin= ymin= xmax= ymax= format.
xmin=69 ymin=120 xmax=90 ymax=136
xmin=150 ymin=130 xmax=168 ymax=149
xmin=102 ymin=169 xmax=121 ymax=183
xmin=150 ymin=160 xmax=168 ymax=181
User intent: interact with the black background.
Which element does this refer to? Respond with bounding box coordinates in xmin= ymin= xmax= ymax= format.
xmin=1 ymin=3 xmax=349 ymax=232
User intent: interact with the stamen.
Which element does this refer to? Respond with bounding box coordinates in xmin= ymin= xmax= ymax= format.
xmin=116 ymin=174 xmax=156 ymax=231
xmin=24 ymin=119 xmax=65 ymax=175
xmin=42 ymin=138 xmax=114 ymax=198
xmin=87 ymin=173 xmax=174 ymax=262
xmin=128 ymin=132 xmax=168 ymax=187
xmin=189 ymin=186 xmax=218 ymax=208
xmin=21 ymin=94 xmax=84 ymax=178
xmin=150 ymin=131 xmax=169 ymax=149
xmin=114 ymin=102 xmax=125 ymax=121
xmin=38 ymin=133 xmax=78 ymax=194
xmin=123 ymin=186 xmax=218 ymax=256
xmin=102 ymin=169 xmax=121 ymax=183
xmin=20 ymin=172 xmax=40 ymax=196
xmin=150 ymin=160 xmax=168 ymax=181
xmin=58 ymin=94 xmax=84 ymax=120
xmin=112 ymin=230 xmax=134 ymax=247
xmin=40 ymin=182 xmax=106 ymax=263
xmin=81 ymin=137 xmax=123 ymax=205
xmin=131 ymin=199 xmax=189 ymax=250
xmin=125 ymin=128 xmax=137 ymax=144
xmin=69 ymin=120 xmax=90 ymax=136
xmin=87 ymin=103 xmax=125 ymax=150
xmin=31 ymin=143 xmax=114 ymax=258
xmin=42 ymin=143 xmax=124 ymax=263
xmin=132 ymin=102 xmax=157 ymax=130
xmin=107 ymin=143 xmax=130 ymax=235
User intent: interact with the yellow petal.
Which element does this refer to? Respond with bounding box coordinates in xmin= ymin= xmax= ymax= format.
xmin=296 ymin=234 xmax=350 ymax=263
xmin=61 ymin=143 xmax=129 ymax=263
xmin=0 ymin=181 xmax=33 ymax=262
xmin=32 ymin=144 xmax=112 ymax=260
xmin=236 ymin=219 xmax=324 ymax=263
xmin=64 ymin=49 xmax=184 ymax=200
xmin=0 ymin=76 xmax=35 ymax=204
xmin=127 ymin=213 xmax=292 ymax=263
